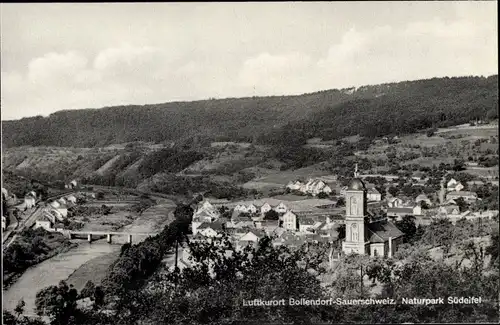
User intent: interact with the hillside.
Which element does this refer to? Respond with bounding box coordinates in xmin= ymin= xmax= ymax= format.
xmin=2 ymin=75 xmax=497 ymax=148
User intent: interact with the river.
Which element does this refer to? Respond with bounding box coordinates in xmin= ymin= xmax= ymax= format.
xmin=2 ymin=200 xmax=176 ymax=315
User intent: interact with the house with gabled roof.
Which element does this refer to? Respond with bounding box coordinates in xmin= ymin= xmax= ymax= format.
xmin=238 ymin=229 xmax=267 ymax=249
xmin=446 ymin=191 xmax=478 ymax=203
xmin=298 ymin=217 xmax=319 ymax=233
xmin=367 ymin=188 xmax=382 ymax=202
xmin=260 ymin=202 xmax=273 ymax=215
xmin=282 ymin=211 xmax=297 ymax=231
xmin=446 ymin=178 xmax=464 ymax=192
xmin=197 ymin=221 xmax=225 ymax=238
xmin=415 ymin=194 xmax=432 ymax=207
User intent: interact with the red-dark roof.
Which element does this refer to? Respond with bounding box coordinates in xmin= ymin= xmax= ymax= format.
xmin=366 ymin=220 xmax=404 ymax=243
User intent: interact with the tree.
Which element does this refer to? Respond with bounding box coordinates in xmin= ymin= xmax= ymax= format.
xmin=264 ymin=209 xmax=279 ymax=220
xmin=79 ymin=281 xmax=96 ymax=299
xmin=35 ymin=281 xmax=79 ymax=325
xmin=455 ymin=197 xmax=468 ymax=212
xmin=395 ymin=215 xmax=417 ymax=243
xmin=336 ymin=197 xmax=345 ymax=207
xmin=486 ymin=234 xmax=499 ymax=270
xmin=96 ymin=192 xmax=105 ymax=200
xmin=452 ymin=159 xmax=466 ymax=172
xmin=14 ymin=299 xmax=26 ymax=319
xmin=317 ymin=192 xmax=329 ymax=199
xmin=388 ymin=186 xmax=399 ymax=197
xmin=337 ymin=224 xmax=346 ymax=240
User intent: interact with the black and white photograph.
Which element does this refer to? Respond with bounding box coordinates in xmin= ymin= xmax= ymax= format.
xmin=1 ymin=2 xmax=498 ymax=324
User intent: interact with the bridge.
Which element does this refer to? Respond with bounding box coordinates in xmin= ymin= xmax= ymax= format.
xmin=65 ymin=230 xmax=160 ymax=244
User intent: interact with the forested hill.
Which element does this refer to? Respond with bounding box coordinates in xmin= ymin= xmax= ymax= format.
xmin=2 ymin=75 xmax=498 ymax=148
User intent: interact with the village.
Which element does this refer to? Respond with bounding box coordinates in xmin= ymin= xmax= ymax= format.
xmin=171 ymin=163 xmax=499 ymax=269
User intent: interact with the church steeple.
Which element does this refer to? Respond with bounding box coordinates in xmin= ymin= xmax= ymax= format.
xmin=354 ymin=163 xmax=359 ymax=178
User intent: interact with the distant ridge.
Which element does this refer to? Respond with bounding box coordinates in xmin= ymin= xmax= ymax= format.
xmin=2 ymin=75 xmax=497 ymax=148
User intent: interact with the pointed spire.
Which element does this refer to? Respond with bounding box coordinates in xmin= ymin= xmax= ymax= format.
xmin=354 ymin=163 xmax=359 ymax=178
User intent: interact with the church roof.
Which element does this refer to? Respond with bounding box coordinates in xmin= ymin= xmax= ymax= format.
xmin=348 ymin=178 xmax=366 ymax=191
xmin=366 ymin=220 xmax=404 ymax=243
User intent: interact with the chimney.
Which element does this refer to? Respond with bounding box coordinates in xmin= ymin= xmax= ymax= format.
xmin=388 ymin=237 xmax=393 ymax=258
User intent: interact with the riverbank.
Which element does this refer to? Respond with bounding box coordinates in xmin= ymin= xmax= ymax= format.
xmin=66 ymin=250 xmax=121 ymax=291
xmin=2 ymin=229 xmax=78 ymax=290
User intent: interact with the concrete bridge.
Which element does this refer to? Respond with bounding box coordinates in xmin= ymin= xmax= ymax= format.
xmin=65 ymin=230 xmax=160 ymax=244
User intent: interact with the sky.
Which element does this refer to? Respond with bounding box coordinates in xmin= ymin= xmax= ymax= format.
xmin=1 ymin=2 xmax=498 ymax=120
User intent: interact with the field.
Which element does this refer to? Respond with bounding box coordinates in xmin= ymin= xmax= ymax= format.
xmin=243 ymin=165 xmax=332 ymax=190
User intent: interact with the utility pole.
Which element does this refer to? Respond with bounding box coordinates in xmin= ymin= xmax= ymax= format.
xmin=360 ymin=265 xmax=364 ymax=296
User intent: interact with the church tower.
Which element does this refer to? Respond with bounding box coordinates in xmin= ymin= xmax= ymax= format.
xmin=342 ymin=164 xmax=368 ymax=255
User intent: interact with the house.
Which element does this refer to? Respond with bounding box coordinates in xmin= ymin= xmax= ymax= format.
xmin=2 ymin=215 xmax=6 ymax=231
xmin=193 ymin=200 xmax=220 ymax=223
xmin=438 ymin=204 xmax=460 ymax=216
xmin=342 ymin=177 xmax=404 ymax=258
xmin=66 ymin=195 xmax=77 ymax=204
xmin=260 ymin=202 xmax=272 ymax=215
xmin=246 ymin=204 xmax=258 ymax=214
xmin=415 ymin=194 xmax=432 ymax=207
xmin=286 ymin=181 xmax=303 ymax=191
xmin=238 ymin=229 xmax=266 ymax=248
xmin=446 ymin=179 xmax=464 ymax=192
xmin=367 ymin=188 xmax=382 ymax=202
xmin=298 ymin=179 xmax=332 ymax=196
xmin=298 ymin=217 xmax=317 ymax=233
xmin=282 ymin=211 xmax=297 ymax=231
xmin=69 ymin=180 xmax=78 ymax=189
xmin=387 ymin=205 xmax=422 ymax=219
xmin=445 ymin=191 xmax=478 ymax=203
xmin=197 ymin=222 xmax=225 ymax=238
xmin=35 ymin=217 xmax=54 ymax=232
xmin=387 ymin=197 xmax=404 ymax=208
xmin=261 ymin=220 xmax=280 ymax=235
xmin=1 ymin=188 xmax=8 ymax=198
xmin=234 ymin=204 xmax=248 ymax=213
xmin=467 ymin=180 xmax=485 ymax=187
xmin=274 ymin=202 xmax=288 ymax=214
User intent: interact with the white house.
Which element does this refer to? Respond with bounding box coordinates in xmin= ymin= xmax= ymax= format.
xmin=282 ymin=211 xmax=297 ymax=231
xmin=35 ymin=219 xmax=54 ymax=232
xmin=193 ymin=200 xmax=220 ymax=222
xmin=197 ymin=222 xmax=224 ymax=238
xmin=246 ymin=204 xmax=258 ymax=214
xmin=1 ymin=188 xmax=8 ymax=198
xmin=274 ymin=202 xmax=288 ymax=214
xmin=69 ymin=180 xmax=78 ymax=189
xmin=438 ymin=204 xmax=460 ymax=216
xmin=447 ymin=179 xmax=464 ymax=192
xmin=286 ymin=181 xmax=303 ymax=191
xmin=367 ymin=188 xmax=382 ymax=202
xmin=386 ymin=205 xmax=422 ymax=220
xmin=238 ymin=229 xmax=266 ymax=248
xmin=260 ymin=202 xmax=272 ymax=215
xmin=234 ymin=205 xmax=248 ymax=213
xmin=66 ymin=195 xmax=77 ymax=204
xmin=446 ymin=191 xmax=478 ymax=203
xmin=298 ymin=217 xmax=318 ymax=233
xmin=2 ymin=215 xmax=7 ymax=231
xmin=387 ymin=197 xmax=404 ymax=208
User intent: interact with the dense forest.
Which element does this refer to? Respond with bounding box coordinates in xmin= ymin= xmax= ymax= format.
xmin=2 ymin=75 xmax=497 ymax=148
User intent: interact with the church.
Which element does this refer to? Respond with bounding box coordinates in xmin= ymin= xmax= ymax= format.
xmin=342 ymin=173 xmax=404 ymax=258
